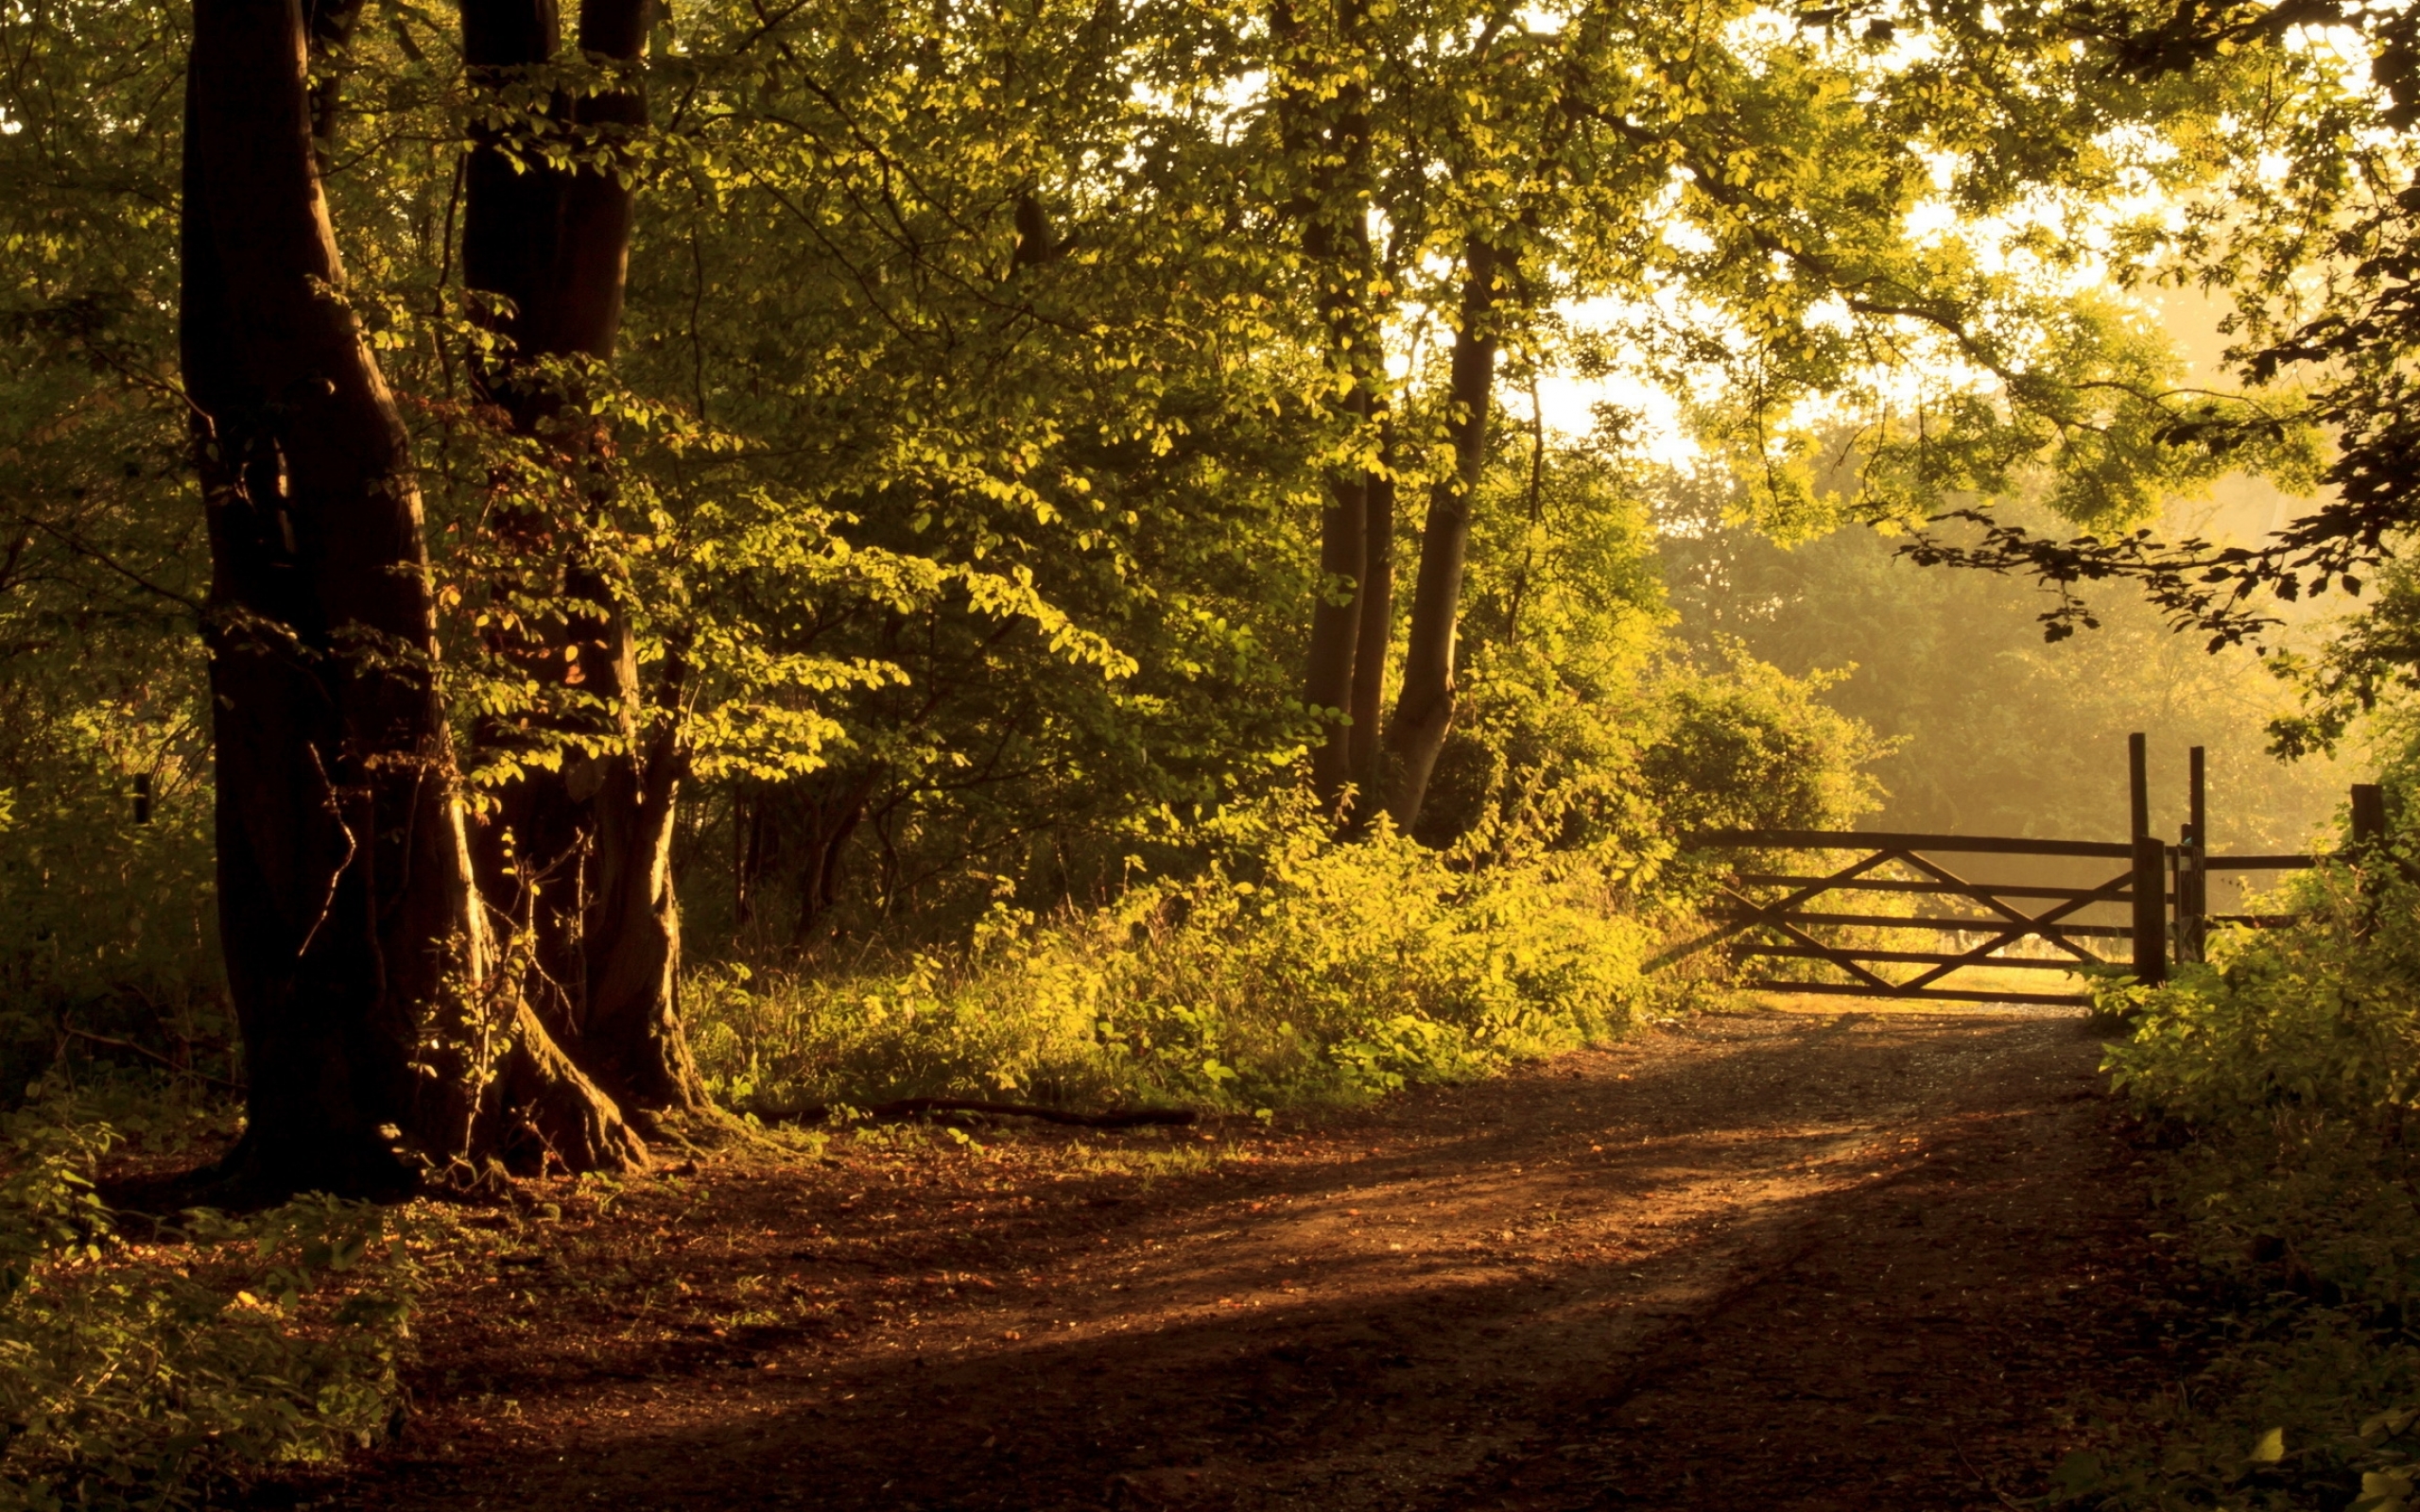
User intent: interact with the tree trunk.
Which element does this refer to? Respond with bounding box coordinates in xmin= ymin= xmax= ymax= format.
xmin=462 ymin=0 xmax=710 ymax=1120
xmin=1282 ymin=0 xmax=1384 ymax=814
xmin=733 ymin=782 xmax=762 ymax=927
xmin=1304 ymin=404 xmax=1367 ymax=805
xmin=460 ymin=0 xmax=566 ymax=398
xmin=1385 ymin=241 xmax=1500 ymax=833
xmin=575 ymin=715 xmax=700 ymax=1111
xmin=1347 ymin=405 xmax=1395 ymax=808
xmin=790 ymin=769 xmax=875 ymax=943
xmin=183 ymin=0 xmax=641 ymax=1196
xmin=462 ymin=0 xmax=643 ymax=369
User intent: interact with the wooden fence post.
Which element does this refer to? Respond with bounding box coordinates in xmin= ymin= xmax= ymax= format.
xmin=2353 ymin=782 xmax=2387 ymax=850
xmin=2128 ymin=734 xmax=2167 ymax=984
xmin=2133 ymin=834 xmax=2169 ymax=985
xmin=2177 ymin=746 xmax=2206 ymax=964
xmin=2129 ymin=731 xmax=2150 ymax=841
xmin=2353 ymin=782 xmax=2387 ymax=937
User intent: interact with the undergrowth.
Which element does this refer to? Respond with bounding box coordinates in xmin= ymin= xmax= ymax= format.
xmin=0 ymin=1088 xmax=417 ymax=1511
xmin=688 ymin=797 xmax=1671 ymax=1119
xmin=2064 ymin=862 xmax=2420 ymax=1510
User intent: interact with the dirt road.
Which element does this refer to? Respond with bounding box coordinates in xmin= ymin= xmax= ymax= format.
xmin=338 ymin=1002 xmax=2192 ymax=1511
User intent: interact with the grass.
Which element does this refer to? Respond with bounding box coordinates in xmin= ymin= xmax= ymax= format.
xmin=689 ymin=806 xmax=1660 ymax=1121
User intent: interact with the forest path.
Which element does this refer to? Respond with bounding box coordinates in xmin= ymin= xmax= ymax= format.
xmin=343 ymin=1003 xmax=2191 ymax=1511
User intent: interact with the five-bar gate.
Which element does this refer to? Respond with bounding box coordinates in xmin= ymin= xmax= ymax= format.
xmin=1649 ymin=734 xmax=2345 ymax=1006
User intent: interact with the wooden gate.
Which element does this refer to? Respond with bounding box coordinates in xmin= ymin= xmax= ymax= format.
xmin=1650 ymin=829 xmax=2140 ymax=1006
xmin=1647 ymin=736 xmax=2344 ymax=1007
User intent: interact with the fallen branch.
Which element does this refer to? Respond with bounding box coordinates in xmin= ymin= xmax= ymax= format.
xmin=64 ymin=1027 xmax=243 ymax=1092
xmin=772 ymin=1096 xmax=1197 ymax=1129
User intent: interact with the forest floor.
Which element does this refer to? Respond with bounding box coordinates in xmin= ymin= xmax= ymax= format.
xmin=300 ymin=999 xmax=2206 ymax=1511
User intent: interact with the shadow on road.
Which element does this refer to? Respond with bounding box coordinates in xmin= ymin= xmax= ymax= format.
xmin=346 ymin=1008 xmax=2189 ymax=1512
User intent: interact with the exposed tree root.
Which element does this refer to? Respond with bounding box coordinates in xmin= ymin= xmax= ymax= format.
xmin=490 ymin=999 xmax=651 ymax=1175
xmin=629 ymin=1102 xmax=750 ymax=1152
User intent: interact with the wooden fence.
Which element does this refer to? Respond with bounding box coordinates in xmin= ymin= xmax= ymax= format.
xmin=1649 ymin=735 xmax=2364 ymax=1007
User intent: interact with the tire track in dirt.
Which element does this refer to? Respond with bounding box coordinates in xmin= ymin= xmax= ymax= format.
xmin=338 ymin=1002 xmax=2190 ymax=1511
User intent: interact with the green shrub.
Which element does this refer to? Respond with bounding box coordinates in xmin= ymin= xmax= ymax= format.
xmin=1416 ymin=637 xmax=1888 ymax=863
xmin=0 ymin=676 xmax=225 ymax=1105
xmin=1635 ymin=648 xmax=1888 ymax=836
xmin=2048 ymin=1318 xmax=2420 ymax=1512
xmin=2072 ymin=865 xmax=2420 ymax=1509
xmin=690 ymin=794 xmax=1653 ymax=1116
xmin=2105 ymin=872 xmax=2420 ymax=1135
xmin=0 ymin=1108 xmax=416 ymax=1511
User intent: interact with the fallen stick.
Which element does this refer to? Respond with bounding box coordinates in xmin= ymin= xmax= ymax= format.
xmin=64 ymin=1027 xmax=244 ymax=1092
xmin=774 ymin=1096 xmax=1197 ymax=1129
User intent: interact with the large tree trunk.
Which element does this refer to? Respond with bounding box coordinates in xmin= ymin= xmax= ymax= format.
xmin=1282 ymin=0 xmax=1386 ymax=814
xmin=461 ymin=0 xmax=709 ymax=1121
xmin=577 ymin=714 xmax=702 ymax=1111
xmin=183 ymin=0 xmax=641 ymax=1196
xmin=1304 ymin=405 xmax=1368 ymax=805
xmin=1346 ymin=406 xmax=1395 ymax=808
xmin=1385 ymin=241 xmax=1500 ymax=832
xmin=463 ymin=0 xmax=644 ymax=370
xmin=460 ymin=0 xmax=566 ymax=393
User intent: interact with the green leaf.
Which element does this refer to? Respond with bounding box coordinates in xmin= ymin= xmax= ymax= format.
xmin=2048 ymin=1451 xmax=2103 ymax=1496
